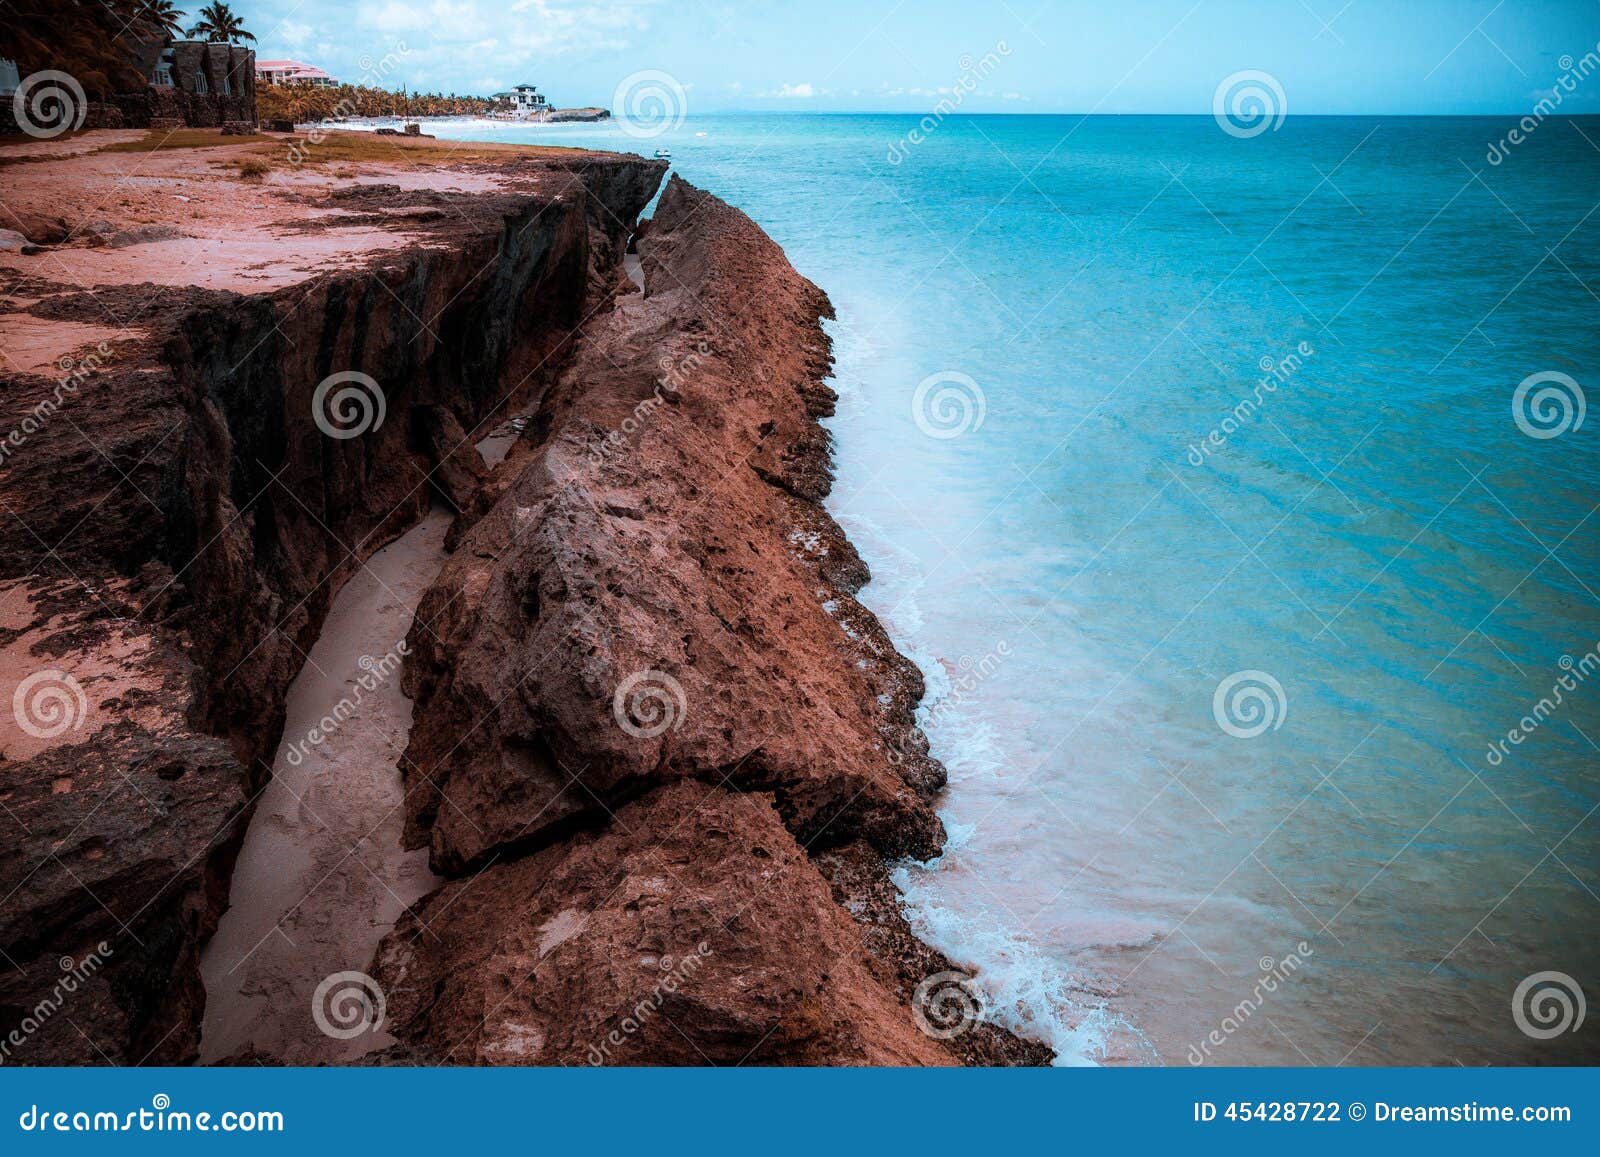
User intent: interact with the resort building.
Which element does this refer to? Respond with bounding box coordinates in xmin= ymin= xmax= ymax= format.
xmin=256 ymin=60 xmax=338 ymax=88
xmin=493 ymin=83 xmax=549 ymax=114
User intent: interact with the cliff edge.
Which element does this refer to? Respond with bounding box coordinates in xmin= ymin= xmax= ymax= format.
xmin=0 ymin=130 xmax=1049 ymax=1067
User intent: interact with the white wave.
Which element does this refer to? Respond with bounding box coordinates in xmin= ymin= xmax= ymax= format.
xmin=892 ymin=867 xmax=1117 ymax=1065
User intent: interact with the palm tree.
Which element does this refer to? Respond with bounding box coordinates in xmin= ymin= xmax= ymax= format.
xmin=186 ymin=2 xmax=255 ymax=43
xmin=135 ymin=0 xmax=186 ymax=41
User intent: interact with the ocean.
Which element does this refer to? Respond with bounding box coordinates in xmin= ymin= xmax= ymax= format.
xmin=412 ymin=113 xmax=1599 ymax=1065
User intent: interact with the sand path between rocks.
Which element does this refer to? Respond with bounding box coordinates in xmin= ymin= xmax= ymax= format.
xmin=198 ymin=511 xmax=449 ymax=1064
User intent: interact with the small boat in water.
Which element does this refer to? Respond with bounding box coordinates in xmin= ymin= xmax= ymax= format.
xmin=653 ymin=148 xmax=671 ymax=159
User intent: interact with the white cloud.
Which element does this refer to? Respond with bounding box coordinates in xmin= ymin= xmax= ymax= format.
xmin=276 ymin=20 xmax=313 ymax=47
xmin=764 ymin=82 xmax=823 ymax=98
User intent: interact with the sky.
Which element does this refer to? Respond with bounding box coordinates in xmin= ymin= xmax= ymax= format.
xmin=221 ymin=0 xmax=1600 ymax=114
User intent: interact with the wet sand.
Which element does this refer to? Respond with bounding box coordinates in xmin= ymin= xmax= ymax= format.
xmin=198 ymin=511 xmax=449 ymax=1064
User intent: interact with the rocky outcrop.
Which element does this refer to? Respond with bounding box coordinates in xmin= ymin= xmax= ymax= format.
xmin=395 ymin=175 xmax=948 ymax=875
xmin=375 ymin=176 xmax=1048 ymax=1064
xmin=0 ymin=146 xmax=666 ymax=1064
xmin=1 ymin=139 xmax=1047 ymax=1066
xmin=375 ymin=781 xmax=955 ymax=1065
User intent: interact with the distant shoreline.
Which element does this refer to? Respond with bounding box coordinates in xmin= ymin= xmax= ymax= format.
xmin=311 ymin=109 xmax=611 ymax=128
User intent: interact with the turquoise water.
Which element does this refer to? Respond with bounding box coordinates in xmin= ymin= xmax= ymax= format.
xmin=419 ymin=114 xmax=1598 ymax=1065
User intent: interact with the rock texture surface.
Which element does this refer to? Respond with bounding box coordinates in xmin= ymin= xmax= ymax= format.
xmin=376 ymin=176 xmax=1050 ymax=1065
xmin=0 ymin=134 xmax=1048 ymax=1066
xmin=0 ymin=132 xmax=663 ymax=1063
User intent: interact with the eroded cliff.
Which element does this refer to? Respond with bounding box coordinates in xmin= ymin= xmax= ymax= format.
xmin=375 ymin=175 xmax=1048 ymax=1065
xmin=0 ymin=132 xmax=662 ymax=1063
xmin=0 ymin=132 xmax=1048 ymax=1067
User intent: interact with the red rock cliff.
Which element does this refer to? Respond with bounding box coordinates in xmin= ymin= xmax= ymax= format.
xmin=0 ymin=135 xmax=1048 ymax=1067
xmin=374 ymin=175 xmax=1050 ymax=1065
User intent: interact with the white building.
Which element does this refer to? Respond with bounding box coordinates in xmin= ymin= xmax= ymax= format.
xmin=0 ymin=57 xmax=20 ymax=97
xmin=493 ymin=83 xmax=548 ymax=114
xmin=256 ymin=60 xmax=338 ymax=88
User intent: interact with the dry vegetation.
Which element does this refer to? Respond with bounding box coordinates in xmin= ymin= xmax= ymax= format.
xmin=92 ymin=128 xmax=590 ymax=168
xmin=100 ymin=128 xmax=275 ymax=152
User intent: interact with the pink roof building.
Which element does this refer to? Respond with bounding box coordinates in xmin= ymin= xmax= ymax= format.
xmin=256 ymin=60 xmax=337 ymax=88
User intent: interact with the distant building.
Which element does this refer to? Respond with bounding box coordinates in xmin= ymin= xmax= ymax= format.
xmin=0 ymin=40 xmax=254 ymax=133
xmin=123 ymin=37 xmax=257 ymax=127
xmin=256 ymin=60 xmax=338 ymax=88
xmin=493 ymin=83 xmax=548 ymax=113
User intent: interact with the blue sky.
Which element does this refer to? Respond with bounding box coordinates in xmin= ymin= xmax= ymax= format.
xmin=224 ymin=0 xmax=1600 ymax=114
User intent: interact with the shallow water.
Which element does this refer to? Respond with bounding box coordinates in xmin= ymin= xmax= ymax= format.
xmin=421 ymin=113 xmax=1599 ymax=1065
